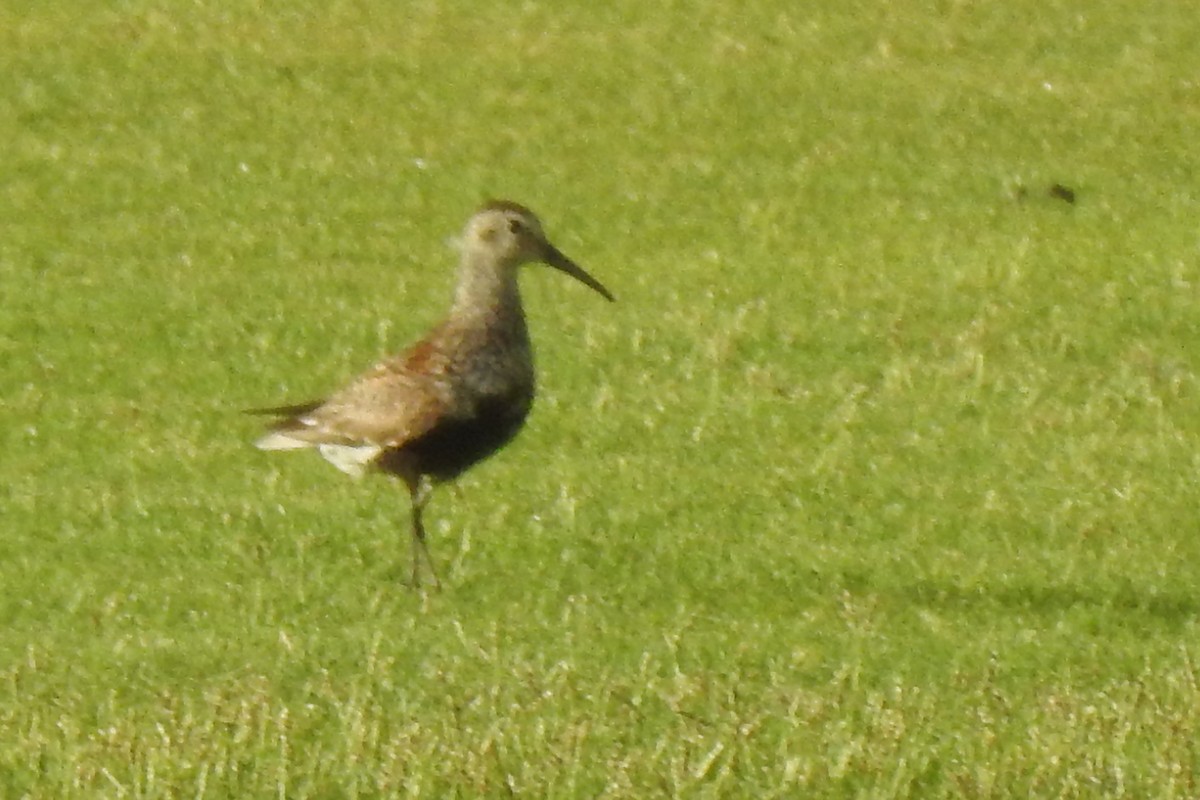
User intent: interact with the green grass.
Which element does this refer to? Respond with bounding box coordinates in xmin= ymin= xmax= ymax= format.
xmin=4 ymin=0 xmax=1200 ymax=796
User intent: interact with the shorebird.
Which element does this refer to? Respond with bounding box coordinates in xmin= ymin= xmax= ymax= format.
xmin=249 ymin=200 xmax=614 ymax=589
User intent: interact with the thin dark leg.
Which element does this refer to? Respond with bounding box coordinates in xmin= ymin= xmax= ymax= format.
xmin=409 ymin=479 xmax=441 ymax=591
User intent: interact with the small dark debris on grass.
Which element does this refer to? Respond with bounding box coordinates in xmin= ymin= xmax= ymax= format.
xmin=1010 ymin=181 xmax=1078 ymax=205
xmin=1048 ymin=183 xmax=1076 ymax=204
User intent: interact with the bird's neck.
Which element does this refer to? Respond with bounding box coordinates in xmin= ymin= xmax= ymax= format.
xmin=450 ymin=256 xmax=525 ymax=331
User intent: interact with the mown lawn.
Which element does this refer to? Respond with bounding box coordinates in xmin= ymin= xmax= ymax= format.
xmin=3 ymin=1 xmax=1200 ymax=796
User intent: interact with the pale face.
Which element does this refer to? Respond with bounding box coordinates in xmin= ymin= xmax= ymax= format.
xmin=463 ymin=206 xmax=549 ymax=268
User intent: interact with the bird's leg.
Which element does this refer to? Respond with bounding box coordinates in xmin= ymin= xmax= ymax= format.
xmin=408 ymin=476 xmax=441 ymax=591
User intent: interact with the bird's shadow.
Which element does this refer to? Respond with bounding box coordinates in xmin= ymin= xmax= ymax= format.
xmin=885 ymin=576 xmax=1200 ymax=625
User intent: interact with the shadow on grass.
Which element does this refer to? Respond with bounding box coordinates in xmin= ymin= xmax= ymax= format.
xmin=897 ymin=578 xmax=1200 ymax=623
xmin=822 ymin=566 xmax=1200 ymax=623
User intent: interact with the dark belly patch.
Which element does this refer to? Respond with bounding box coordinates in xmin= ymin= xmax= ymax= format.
xmin=388 ymin=395 xmax=531 ymax=482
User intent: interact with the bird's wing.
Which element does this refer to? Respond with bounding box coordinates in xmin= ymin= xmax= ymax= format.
xmin=254 ymin=337 xmax=463 ymax=450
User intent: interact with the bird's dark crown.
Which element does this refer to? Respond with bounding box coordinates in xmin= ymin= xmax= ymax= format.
xmin=479 ymin=199 xmax=535 ymax=218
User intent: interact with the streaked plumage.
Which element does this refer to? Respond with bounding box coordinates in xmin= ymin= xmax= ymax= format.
xmin=250 ymin=201 xmax=614 ymax=588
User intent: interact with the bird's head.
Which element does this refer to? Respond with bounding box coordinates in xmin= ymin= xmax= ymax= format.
xmin=461 ymin=200 xmax=615 ymax=302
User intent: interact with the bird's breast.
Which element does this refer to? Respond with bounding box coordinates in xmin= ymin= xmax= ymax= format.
xmin=386 ymin=312 xmax=536 ymax=481
xmin=455 ymin=318 xmax=535 ymax=395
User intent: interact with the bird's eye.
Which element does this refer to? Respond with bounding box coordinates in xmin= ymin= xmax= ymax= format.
xmin=508 ymin=218 xmax=524 ymax=234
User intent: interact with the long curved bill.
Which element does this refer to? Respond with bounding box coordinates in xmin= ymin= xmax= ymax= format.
xmin=543 ymin=244 xmax=616 ymax=302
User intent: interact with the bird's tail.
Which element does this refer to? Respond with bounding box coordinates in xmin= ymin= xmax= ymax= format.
xmin=254 ymin=431 xmax=314 ymax=451
xmin=243 ymin=400 xmax=323 ymax=418
xmin=246 ymin=399 xmax=324 ymax=451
